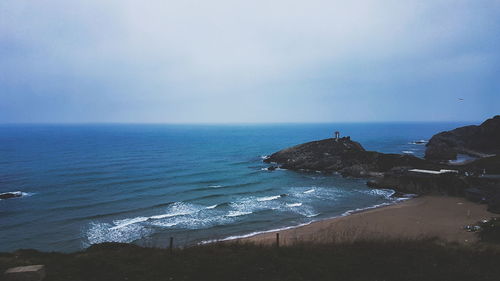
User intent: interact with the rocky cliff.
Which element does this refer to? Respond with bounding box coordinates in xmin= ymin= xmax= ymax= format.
xmin=425 ymin=115 xmax=500 ymax=160
xmin=264 ymin=137 xmax=433 ymax=177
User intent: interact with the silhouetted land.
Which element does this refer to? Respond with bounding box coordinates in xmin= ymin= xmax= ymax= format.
xmin=2 ymin=239 xmax=500 ymax=281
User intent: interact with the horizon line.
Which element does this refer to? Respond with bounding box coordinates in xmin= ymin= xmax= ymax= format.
xmin=0 ymin=120 xmax=483 ymax=126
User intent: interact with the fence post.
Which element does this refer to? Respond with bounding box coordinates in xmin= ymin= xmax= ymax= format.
xmin=276 ymin=233 xmax=280 ymax=248
xmin=169 ymin=237 xmax=174 ymax=253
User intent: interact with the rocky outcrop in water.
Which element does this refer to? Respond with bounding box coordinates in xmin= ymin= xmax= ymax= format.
xmin=264 ymin=137 xmax=435 ymax=177
xmin=0 ymin=192 xmax=23 ymax=200
xmin=425 ymin=115 xmax=500 ymax=161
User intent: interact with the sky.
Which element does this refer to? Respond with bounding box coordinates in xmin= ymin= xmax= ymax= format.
xmin=1 ymin=0 xmax=499 ymax=123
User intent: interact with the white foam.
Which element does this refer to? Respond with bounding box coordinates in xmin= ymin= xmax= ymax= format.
xmin=303 ymin=189 xmax=315 ymax=194
xmin=402 ymin=151 xmax=414 ymax=154
xmin=149 ymin=221 xmax=179 ymax=227
xmin=208 ymin=185 xmax=222 ymax=188
xmin=226 ymin=211 xmax=252 ymax=217
xmin=110 ymin=202 xmax=200 ymax=229
xmin=201 ymin=194 xmax=417 ymax=246
xmin=409 ymin=140 xmax=428 ymax=145
xmin=206 ymin=204 xmax=218 ymax=209
xmin=367 ymin=189 xmax=395 ymax=199
xmin=257 ymin=195 xmax=281 ymax=202
xmin=395 ymin=193 xmax=418 ymax=201
xmin=200 ymin=221 xmax=315 ymax=244
xmin=149 ymin=211 xmax=192 ymax=220
xmin=286 ymin=203 xmax=302 ymax=207
xmin=86 ymin=222 xmax=152 ymax=245
xmin=111 ymin=217 xmax=149 ymax=230
xmin=260 ymin=155 xmax=270 ymax=160
xmin=306 ymin=213 xmax=320 ymax=217
xmin=341 ymin=202 xmax=392 ymax=216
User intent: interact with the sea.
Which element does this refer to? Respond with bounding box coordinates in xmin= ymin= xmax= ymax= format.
xmin=0 ymin=122 xmax=470 ymax=252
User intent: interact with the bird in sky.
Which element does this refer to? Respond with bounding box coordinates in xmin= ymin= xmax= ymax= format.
xmin=458 ymin=98 xmax=464 ymax=101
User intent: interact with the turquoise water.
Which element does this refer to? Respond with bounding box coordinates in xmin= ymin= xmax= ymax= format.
xmin=0 ymin=122 xmax=469 ymax=252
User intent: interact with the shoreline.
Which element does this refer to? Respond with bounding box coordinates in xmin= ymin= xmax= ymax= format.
xmin=201 ymin=194 xmax=411 ymax=245
xmin=225 ymin=195 xmax=496 ymax=245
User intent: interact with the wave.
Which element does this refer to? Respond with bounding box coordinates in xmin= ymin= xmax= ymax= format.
xmin=257 ymin=195 xmax=281 ymax=202
xmin=86 ymin=221 xmax=153 ymax=245
xmin=110 ymin=217 xmax=149 ymax=230
xmin=226 ymin=211 xmax=253 ymax=217
xmin=214 ymin=202 xmax=230 ymax=208
xmin=409 ymin=140 xmax=428 ymax=145
xmin=261 ymin=167 xmax=287 ymax=171
xmin=395 ymin=193 xmax=418 ymax=201
xmin=202 ymin=197 xmax=412 ymax=245
xmin=366 ymin=189 xmax=395 ymax=199
xmin=402 ymin=151 xmax=414 ymax=154
xmin=150 ymin=221 xmax=179 ymax=227
xmin=341 ymin=202 xmax=392 ymax=216
xmin=199 ymin=221 xmax=316 ymax=244
xmin=85 ymin=186 xmax=407 ymax=247
xmin=183 ymin=181 xmax=266 ymax=197
xmin=186 ymin=184 xmax=224 ymax=193
xmin=305 ymin=213 xmax=320 ymax=217
xmin=110 ymin=202 xmax=200 ymax=230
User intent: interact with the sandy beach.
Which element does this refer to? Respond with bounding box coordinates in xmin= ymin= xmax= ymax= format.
xmin=240 ymin=196 xmax=497 ymax=245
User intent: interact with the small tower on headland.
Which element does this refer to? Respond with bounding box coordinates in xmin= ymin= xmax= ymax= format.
xmin=334 ymin=131 xmax=340 ymax=141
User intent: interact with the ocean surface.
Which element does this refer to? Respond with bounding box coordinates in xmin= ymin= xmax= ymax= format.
xmin=0 ymin=122 xmax=470 ymax=252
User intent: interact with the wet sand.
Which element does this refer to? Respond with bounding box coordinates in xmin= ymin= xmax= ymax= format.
xmin=239 ymin=196 xmax=496 ymax=245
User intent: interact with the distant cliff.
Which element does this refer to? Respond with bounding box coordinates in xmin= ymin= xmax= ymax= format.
xmin=425 ymin=115 xmax=500 ymax=161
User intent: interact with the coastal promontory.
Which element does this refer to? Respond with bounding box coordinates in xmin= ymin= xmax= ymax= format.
xmin=264 ymin=137 xmax=434 ymax=177
xmin=425 ymin=115 xmax=500 ymax=161
xmin=264 ymin=116 xmax=500 ymax=212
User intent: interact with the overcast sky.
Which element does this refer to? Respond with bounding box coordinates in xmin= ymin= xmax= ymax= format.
xmin=1 ymin=0 xmax=499 ymax=123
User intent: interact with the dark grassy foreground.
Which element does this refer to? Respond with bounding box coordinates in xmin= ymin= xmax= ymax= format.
xmin=1 ymin=239 xmax=500 ymax=281
xmin=478 ymin=217 xmax=500 ymax=244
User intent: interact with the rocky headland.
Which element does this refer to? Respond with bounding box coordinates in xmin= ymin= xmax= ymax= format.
xmin=425 ymin=115 xmax=500 ymax=161
xmin=264 ymin=137 xmax=440 ymax=177
xmin=264 ymin=116 xmax=500 ymax=213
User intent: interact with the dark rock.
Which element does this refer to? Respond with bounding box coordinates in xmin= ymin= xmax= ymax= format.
xmin=488 ymin=192 xmax=500 ymax=214
xmin=0 ymin=192 xmax=22 ymax=200
xmin=264 ymin=137 xmax=434 ymax=177
xmin=461 ymin=155 xmax=500 ymax=174
xmin=265 ymin=117 xmax=500 ymax=206
xmin=425 ymin=141 xmax=457 ymax=160
xmin=367 ymin=172 xmax=468 ymax=196
xmin=425 ymin=115 xmax=500 ymax=161
xmin=464 ymin=188 xmax=488 ymax=203
xmin=267 ymin=166 xmax=277 ymax=171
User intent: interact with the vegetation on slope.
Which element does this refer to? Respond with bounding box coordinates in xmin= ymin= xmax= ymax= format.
xmin=1 ymin=239 xmax=500 ymax=281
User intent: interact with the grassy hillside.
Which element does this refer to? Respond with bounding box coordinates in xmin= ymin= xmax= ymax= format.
xmin=2 ymin=239 xmax=500 ymax=281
